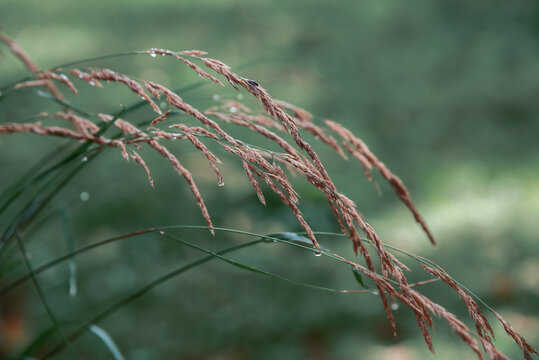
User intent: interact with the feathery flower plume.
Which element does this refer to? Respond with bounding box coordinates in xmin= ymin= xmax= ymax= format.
xmin=1 ymin=39 xmax=536 ymax=359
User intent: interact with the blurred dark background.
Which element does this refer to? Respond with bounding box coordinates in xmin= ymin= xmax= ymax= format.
xmin=1 ymin=0 xmax=538 ymax=359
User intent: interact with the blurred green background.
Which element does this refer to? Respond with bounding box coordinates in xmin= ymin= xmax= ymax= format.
xmin=1 ymin=0 xmax=538 ymax=359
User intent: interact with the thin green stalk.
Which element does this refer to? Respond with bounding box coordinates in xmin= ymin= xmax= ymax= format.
xmin=15 ymin=232 xmax=77 ymax=358
xmin=307 ymin=231 xmax=498 ymax=314
xmin=160 ymin=232 xmax=349 ymax=293
xmin=1 ymin=228 xmax=154 ymax=296
xmin=42 ymin=238 xmax=264 ymax=359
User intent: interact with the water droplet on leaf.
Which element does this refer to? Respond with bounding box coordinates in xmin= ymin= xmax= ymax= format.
xmin=80 ymin=192 xmax=90 ymax=201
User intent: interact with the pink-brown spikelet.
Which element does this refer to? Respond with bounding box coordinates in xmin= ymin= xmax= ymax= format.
xmin=37 ymin=71 xmax=78 ymax=94
xmin=492 ymin=311 xmax=538 ymax=360
xmin=173 ymin=124 xmax=223 ymax=186
xmin=325 ymin=119 xmax=436 ymax=245
xmin=69 ymin=69 xmax=103 ymax=87
xmin=242 ymin=160 xmax=266 ymax=205
xmin=146 ymin=48 xmax=224 ymax=86
xmin=54 ymin=112 xmax=99 ymax=137
xmin=130 ymin=151 xmax=154 ymax=187
xmin=0 ymin=34 xmax=40 ymax=73
xmin=71 ymin=68 xmax=161 ymax=114
xmin=0 ymin=34 xmax=65 ymax=101
xmin=151 ymin=143 xmax=214 ymax=235
xmin=150 ymin=110 xmax=171 ymax=127
xmin=14 ymin=80 xmax=50 ymax=89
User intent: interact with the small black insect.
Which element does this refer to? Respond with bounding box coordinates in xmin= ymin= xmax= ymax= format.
xmin=246 ymin=79 xmax=259 ymax=87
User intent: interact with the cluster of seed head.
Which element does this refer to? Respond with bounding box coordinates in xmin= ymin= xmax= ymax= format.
xmin=0 ymin=33 xmax=536 ymax=360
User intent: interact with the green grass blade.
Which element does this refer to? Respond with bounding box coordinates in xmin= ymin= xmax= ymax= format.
xmin=0 ymin=229 xmax=155 ymax=296
xmin=15 ymin=233 xmax=76 ymax=358
xmin=42 ymin=238 xmax=264 ymax=358
xmin=61 ymin=210 xmax=77 ymax=297
xmin=17 ymin=325 xmax=57 ymax=359
xmin=160 ymin=232 xmax=345 ymax=293
xmin=88 ymin=325 xmax=125 ymax=360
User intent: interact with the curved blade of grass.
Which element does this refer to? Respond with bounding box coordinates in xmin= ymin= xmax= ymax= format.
xmin=0 ymin=258 xmax=21 ymax=280
xmin=60 ymin=209 xmax=77 ymax=297
xmin=352 ymin=267 xmax=368 ymax=289
xmin=18 ymin=325 xmax=57 ymax=359
xmin=0 ymin=151 xmax=95 ymax=253
xmin=3 ymin=226 xmax=422 ymax=297
xmin=41 ymin=238 xmax=264 ymax=359
xmin=15 ymin=232 xmax=76 ymax=358
xmin=160 ymin=232 xmax=346 ymax=293
xmin=36 ymin=90 xmax=91 ymax=117
xmin=0 ymin=141 xmax=72 ymax=215
xmin=263 ymin=232 xmax=331 ymax=252
xmin=307 ymin=231 xmax=497 ymax=313
xmin=88 ymin=324 xmax=125 ymax=360
xmin=0 ymin=229 xmax=154 ymax=296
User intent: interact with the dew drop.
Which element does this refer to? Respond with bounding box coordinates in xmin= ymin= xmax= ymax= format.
xmin=150 ymin=52 xmax=157 ymax=58
xmin=81 ymin=156 xmax=88 ymax=162
xmin=159 ymin=230 xmax=165 ymax=235
xmin=229 ymin=106 xmax=237 ymax=113
xmin=160 ymin=101 xmax=167 ymax=109
xmin=89 ymin=80 xmax=96 ymax=86
xmin=218 ymin=180 xmax=225 ymax=187
xmin=313 ymin=248 xmax=323 ymax=257
xmin=237 ymin=93 xmax=244 ymax=100
xmin=212 ymin=94 xmax=220 ymax=101
xmin=391 ymin=303 xmax=400 ymax=310
xmin=371 ymin=290 xmax=379 ymax=295
xmin=80 ymin=192 xmax=90 ymax=201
